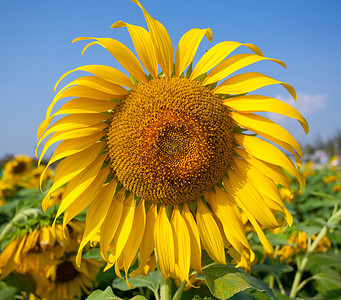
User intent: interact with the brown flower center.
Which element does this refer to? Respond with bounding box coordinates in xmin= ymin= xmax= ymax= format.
xmin=106 ymin=77 xmax=234 ymax=204
xmin=55 ymin=261 xmax=79 ymax=283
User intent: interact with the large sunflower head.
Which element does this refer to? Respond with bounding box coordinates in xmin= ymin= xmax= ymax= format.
xmin=36 ymin=0 xmax=308 ymax=284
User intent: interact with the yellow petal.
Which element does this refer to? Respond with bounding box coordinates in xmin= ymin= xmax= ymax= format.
xmin=182 ymin=204 xmax=202 ymax=273
xmin=38 ymin=113 xmax=107 ymax=146
xmin=190 ymin=41 xmax=263 ymax=80
xmin=235 ymin=147 xmax=291 ymax=189
xmin=54 ymin=98 xmax=115 ymax=116
xmin=154 ymin=205 xmax=175 ymax=278
xmin=36 ymin=122 xmax=107 ymax=157
xmin=100 ymin=189 xmax=125 ymax=260
xmin=75 ymin=180 xmax=116 ymax=267
xmin=56 ymin=76 xmax=128 ymax=96
xmin=46 ymin=85 xmax=121 ymax=119
xmin=73 ymin=37 xmax=148 ymax=83
xmin=55 ymin=65 xmax=135 ymax=90
xmin=231 ymin=159 xmax=284 ymax=212
xmin=175 ymin=28 xmax=212 ymax=77
xmin=130 ymin=203 xmax=157 ymax=278
xmin=108 ymin=194 xmax=136 ymax=264
xmin=196 ymin=199 xmax=226 ymax=265
xmin=205 ymin=189 xmax=254 ymax=262
xmin=41 ymin=142 xmax=104 ymax=211
xmin=14 ymin=234 xmax=27 ymax=264
xmin=53 ymin=153 xmax=107 ymax=224
xmin=223 ymin=95 xmax=309 ymax=134
xmin=234 ymin=133 xmax=305 ymax=189
xmin=112 ymin=21 xmax=158 ymax=79
xmin=171 ymin=206 xmax=190 ymax=283
xmin=122 ymin=201 xmax=146 ymax=278
xmin=204 ymin=53 xmax=286 ymax=85
xmin=240 ymin=206 xmax=273 ymax=254
xmin=226 ymin=170 xmax=279 ymax=228
xmin=231 ymin=112 xmax=303 ymax=164
xmin=39 ymin=132 xmax=105 ymax=185
xmin=214 ymin=72 xmax=296 ymax=100
xmin=62 ymin=167 xmax=110 ymax=229
xmin=131 ymin=0 xmax=173 ymax=77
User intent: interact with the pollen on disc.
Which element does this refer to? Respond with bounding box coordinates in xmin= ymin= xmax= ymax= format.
xmin=106 ymin=77 xmax=234 ymax=204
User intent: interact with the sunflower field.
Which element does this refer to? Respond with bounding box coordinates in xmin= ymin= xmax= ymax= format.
xmin=0 ymin=155 xmax=340 ymax=300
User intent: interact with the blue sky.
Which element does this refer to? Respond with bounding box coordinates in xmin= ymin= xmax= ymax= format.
xmin=1 ymin=0 xmax=340 ymax=158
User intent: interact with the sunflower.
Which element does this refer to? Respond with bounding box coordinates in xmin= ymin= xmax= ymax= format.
xmin=33 ymin=255 xmax=102 ymax=300
xmin=2 ymin=155 xmax=34 ymax=181
xmin=36 ymin=0 xmax=308 ymax=283
xmin=0 ymin=221 xmax=84 ymax=278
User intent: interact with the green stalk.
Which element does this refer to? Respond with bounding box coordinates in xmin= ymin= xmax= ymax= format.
xmin=160 ymin=277 xmax=172 ymax=300
xmin=289 ymin=209 xmax=341 ymax=298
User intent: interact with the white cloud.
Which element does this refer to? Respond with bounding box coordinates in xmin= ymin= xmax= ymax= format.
xmin=267 ymin=92 xmax=328 ymax=123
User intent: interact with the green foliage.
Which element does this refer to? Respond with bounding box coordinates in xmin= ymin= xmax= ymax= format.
xmin=202 ymin=265 xmax=276 ymax=299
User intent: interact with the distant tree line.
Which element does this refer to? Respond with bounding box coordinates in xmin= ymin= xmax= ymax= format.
xmin=304 ymin=130 xmax=341 ymax=156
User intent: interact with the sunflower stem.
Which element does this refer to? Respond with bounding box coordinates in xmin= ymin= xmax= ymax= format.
xmin=160 ymin=277 xmax=172 ymax=300
xmin=289 ymin=208 xmax=341 ymax=298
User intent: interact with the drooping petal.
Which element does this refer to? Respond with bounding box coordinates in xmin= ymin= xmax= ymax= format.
xmin=196 ymin=199 xmax=226 ymax=265
xmin=53 ymin=153 xmax=107 ymax=224
xmin=214 ymin=72 xmax=297 ymax=100
xmin=154 ymin=205 xmax=175 ymax=278
xmin=231 ymin=159 xmax=284 ymax=212
xmin=75 ymin=180 xmax=116 ymax=267
xmin=171 ymin=206 xmax=190 ymax=283
xmin=204 ymin=53 xmax=286 ymax=85
xmin=130 ymin=203 xmax=157 ymax=277
xmin=225 ymin=170 xmax=279 ymax=228
xmin=99 ymin=189 xmax=125 ymax=260
xmin=55 ymin=65 xmax=135 ymax=90
xmin=182 ymin=204 xmax=202 ymax=273
xmin=223 ymin=95 xmax=309 ymax=134
xmin=37 ymin=114 xmax=107 ymax=154
xmin=131 ymin=0 xmax=174 ymax=77
xmin=108 ymin=194 xmax=136 ymax=264
xmin=121 ymin=200 xmax=146 ymax=284
xmin=190 ymin=41 xmax=263 ymax=80
xmin=36 ymin=123 xmax=107 ymax=157
xmin=175 ymin=28 xmax=212 ymax=77
xmin=62 ymin=167 xmax=110 ymax=229
xmin=112 ymin=21 xmax=158 ymax=79
xmin=234 ymin=133 xmax=305 ymax=189
xmin=235 ymin=147 xmax=291 ymax=189
xmin=39 ymin=132 xmax=105 ymax=188
xmin=205 ymin=189 xmax=254 ymax=262
xmin=231 ymin=112 xmax=303 ymax=165
xmin=41 ymin=142 xmax=105 ymax=211
xmin=74 ymin=37 xmax=148 ymax=83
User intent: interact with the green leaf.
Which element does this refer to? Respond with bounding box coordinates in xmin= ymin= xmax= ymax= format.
xmin=82 ymin=247 xmax=103 ymax=261
xmin=306 ymin=252 xmax=341 ymax=273
xmin=265 ymin=233 xmax=291 ymax=246
xmin=313 ymin=268 xmax=341 ymax=298
xmin=0 ymin=282 xmax=17 ymax=300
xmin=86 ymin=286 xmax=121 ymax=300
xmin=202 ymin=264 xmax=277 ymax=299
xmin=252 ymin=264 xmax=294 ymax=278
xmin=293 ymin=224 xmax=321 ymax=237
xmin=112 ymin=271 xmax=160 ymax=294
